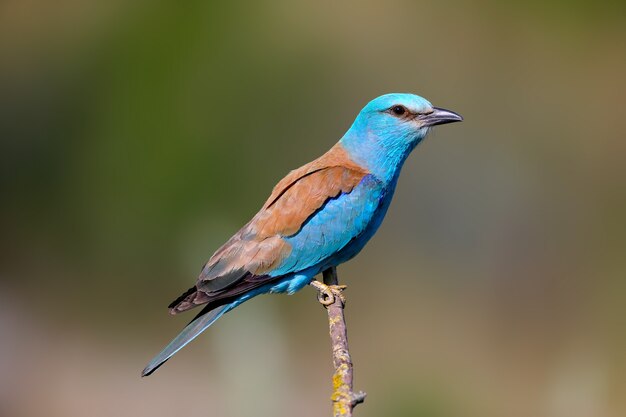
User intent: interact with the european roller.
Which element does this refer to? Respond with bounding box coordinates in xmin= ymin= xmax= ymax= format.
xmin=142 ymin=93 xmax=462 ymax=376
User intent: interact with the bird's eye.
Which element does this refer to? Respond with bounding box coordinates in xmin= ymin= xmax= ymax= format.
xmin=391 ymin=105 xmax=407 ymax=116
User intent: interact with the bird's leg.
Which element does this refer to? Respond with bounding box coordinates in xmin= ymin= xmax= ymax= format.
xmin=310 ymin=279 xmax=347 ymax=306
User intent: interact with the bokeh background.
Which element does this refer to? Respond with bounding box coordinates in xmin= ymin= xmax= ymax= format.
xmin=1 ymin=1 xmax=625 ymax=416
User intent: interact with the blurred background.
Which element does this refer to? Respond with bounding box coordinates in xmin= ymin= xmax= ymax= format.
xmin=1 ymin=1 xmax=625 ymax=416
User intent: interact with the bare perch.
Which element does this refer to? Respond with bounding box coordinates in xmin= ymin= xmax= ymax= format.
xmin=311 ymin=267 xmax=366 ymax=417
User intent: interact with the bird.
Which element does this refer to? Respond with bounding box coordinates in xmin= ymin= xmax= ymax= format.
xmin=142 ymin=93 xmax=462 ymax=376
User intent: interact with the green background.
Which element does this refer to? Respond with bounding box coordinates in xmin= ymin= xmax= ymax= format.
xmin=1 ymin=1 xmax=625 ymax=416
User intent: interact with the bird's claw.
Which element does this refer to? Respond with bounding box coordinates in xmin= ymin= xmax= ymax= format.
xmin=310 ymin=280 xmax=347 ymax=306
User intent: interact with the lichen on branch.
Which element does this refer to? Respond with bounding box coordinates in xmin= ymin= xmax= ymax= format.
xmin=311 ymin=267 xmax=366 ymax=417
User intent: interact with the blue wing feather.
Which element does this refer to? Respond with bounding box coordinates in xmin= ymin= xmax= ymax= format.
xmin=269 ymin=175 xmax=387 ymax=277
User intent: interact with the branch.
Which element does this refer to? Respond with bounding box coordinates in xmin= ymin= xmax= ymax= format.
xmin=311 ymin=267 xmax=366 ymax=417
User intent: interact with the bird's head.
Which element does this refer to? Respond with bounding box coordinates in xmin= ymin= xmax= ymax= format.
xmin=341 ymin=93 xmax=462 ymax=181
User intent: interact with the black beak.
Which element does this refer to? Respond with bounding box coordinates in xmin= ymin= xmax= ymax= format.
xmin=419 ymin=106 xmax=463 ymax=127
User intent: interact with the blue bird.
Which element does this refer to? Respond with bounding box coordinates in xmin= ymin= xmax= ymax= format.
xmin=142 ymin=93 xmax=462 ymax=376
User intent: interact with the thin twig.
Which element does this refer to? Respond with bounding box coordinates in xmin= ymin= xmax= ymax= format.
xmin=312 ymin=267 xmax=366 ymax=417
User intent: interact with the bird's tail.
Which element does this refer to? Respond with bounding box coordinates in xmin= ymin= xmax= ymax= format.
xmin=142 ymin=304 xmax=229 ymax=377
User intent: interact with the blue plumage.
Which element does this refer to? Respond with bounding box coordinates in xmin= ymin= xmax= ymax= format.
xmin=142 ymin=93 xmax=462 ymax=376
xmin=272 ymin=174 xmax=385 ymax=276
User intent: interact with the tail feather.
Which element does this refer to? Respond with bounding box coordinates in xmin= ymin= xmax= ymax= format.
xmin=141 ymin=304 xmax=229 ymax=377
xmin=143 ymin=277 xmax=280 ymax=377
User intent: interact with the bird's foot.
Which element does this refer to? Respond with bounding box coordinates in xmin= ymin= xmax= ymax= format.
xmin=310 ymin=280 xmax=347 ymax=306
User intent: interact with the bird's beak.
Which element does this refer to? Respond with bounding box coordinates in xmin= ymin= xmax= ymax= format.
xmin=419 ymin=107 xmax=463 ymax=127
